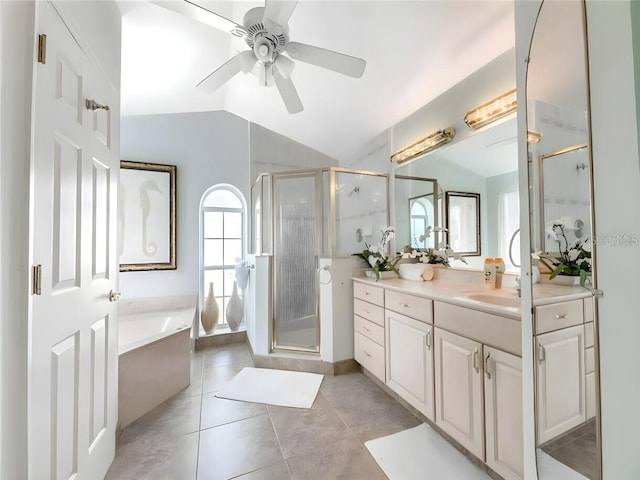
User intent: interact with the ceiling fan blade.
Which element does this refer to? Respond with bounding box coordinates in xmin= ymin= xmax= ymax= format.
xmin=151 ymin=0 xmax=246 ymax=37
xmin=196 ymin=51 xmax=257 ymax=91
xmin=274 ymin=55 xmax=295 ymax=79
xmin=273 ymin=68 xmax=303 ymax=114
xmin=263 ymin=0 xmax=298 ymax=26
xmin=286 ymin=42 xmax=366 ymax=78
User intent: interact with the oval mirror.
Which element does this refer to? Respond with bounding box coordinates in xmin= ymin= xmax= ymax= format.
xmin=525 ymin=0 xmax=601 ymax=478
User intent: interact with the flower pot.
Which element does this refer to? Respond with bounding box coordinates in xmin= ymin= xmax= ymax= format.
xmin=365 ymin=270 xmax=398 ymax=280
xmin=201 ymin=282 xmax=219 ymax=334
xmin=226 ymin=281 xmax=244 ymax=331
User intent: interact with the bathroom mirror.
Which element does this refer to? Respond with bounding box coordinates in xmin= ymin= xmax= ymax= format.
xmin=394 ymin=116 xmax=518 ymax=270
xmin=394 ymin=175 xmax=439 ymax=250
xmin=445 ymin=191 xmax=481 ymax=256
xmin=539 ymin=145 xmax=590 ymax=253
xmin=526 ymin=0 xmax=600 ymax=478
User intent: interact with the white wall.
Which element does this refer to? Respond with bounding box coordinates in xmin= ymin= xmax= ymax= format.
xmin=586 ymin=1 xmax=640 ymax=476
xmin=120 ymin=111 xmax=251 ymax=299
xmin=0 ymin=3 xmax=34 ymax=477
xmin=345 ymin=49 xmax=516 ymax=174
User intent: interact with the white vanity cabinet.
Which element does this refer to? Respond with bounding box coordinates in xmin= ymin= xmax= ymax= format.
xmin=434 ymin=327 xmax=484 ymax=459
xmin=534 ymin=299 xmax=591 ymax=445
xmin=434 ymin=301 xmax=523 ymax=480
xmin=352 ymin=280 xmax=523 ymax=480
xmin=385 ymin=309 xmax=435 ymax=421
xmin=484 ymin=346 xmax=524 ymax=480
xmin=535 ymin=323 xmax=586 ymax=444
xmin=353 ymin=283 xmax=386 ymax=382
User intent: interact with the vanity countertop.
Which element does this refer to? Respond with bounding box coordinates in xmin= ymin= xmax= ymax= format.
xmin=353 ymin=276 xmax=593 ymax=320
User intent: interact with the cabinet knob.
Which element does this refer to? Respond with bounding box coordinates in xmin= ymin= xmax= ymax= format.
xmin=556 ymin=313 xmax=567 ymax=319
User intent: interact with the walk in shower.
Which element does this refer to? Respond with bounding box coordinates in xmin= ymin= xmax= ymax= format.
xmin=251 ymin=168 xmax=388 ymax=354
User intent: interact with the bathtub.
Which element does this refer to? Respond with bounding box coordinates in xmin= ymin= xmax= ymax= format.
xmin=118 ymin=298 xmax=196 ymax=429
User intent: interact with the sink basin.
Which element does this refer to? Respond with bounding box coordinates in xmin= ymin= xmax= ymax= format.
xmin=464 ymin=293 xmax=521 ymax=308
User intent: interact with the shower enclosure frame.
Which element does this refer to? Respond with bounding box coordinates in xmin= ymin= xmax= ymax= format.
xmin=252 ymin=167 xmax=390 ymax=355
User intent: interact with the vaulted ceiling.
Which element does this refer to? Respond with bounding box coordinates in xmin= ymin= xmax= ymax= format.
xmin=120 ymin=1 xmax=515 ymax=161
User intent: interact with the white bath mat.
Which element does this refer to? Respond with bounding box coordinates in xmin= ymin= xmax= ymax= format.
xmin=365 ymin=423 xmax=490 ymax=480
xmin=215 ymin=367 xmax=323 ymax=409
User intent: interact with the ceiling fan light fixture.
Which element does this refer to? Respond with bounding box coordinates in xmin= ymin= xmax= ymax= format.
xmin=390 ymin=127 xmax=456 ymax=164
xmin=464 ymin=88 xmax=517 ymax=130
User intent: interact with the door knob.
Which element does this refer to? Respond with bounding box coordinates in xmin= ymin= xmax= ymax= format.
xmin=109 ymin=290 xmax=121 ymax=302
xmin=85 ymin=99 xmax=110 ymax=111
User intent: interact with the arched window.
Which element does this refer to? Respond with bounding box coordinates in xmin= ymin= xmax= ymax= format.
xmin=410 ymin=198 xmax=433 ymax=249
xmin=200 ymin=185 xmax=246 ymax=331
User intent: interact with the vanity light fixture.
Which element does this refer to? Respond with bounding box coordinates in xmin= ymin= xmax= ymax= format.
xmin=527 ymin=130 xmax=542 ymax=144
xmin=390 ymin=127 xmax=456 ymax=164
xmin=464 ymin=88 xmax=517 ymax=130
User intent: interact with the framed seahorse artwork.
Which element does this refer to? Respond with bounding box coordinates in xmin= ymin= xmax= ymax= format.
xmin=119 ymin=160 xmax=176 ymax=271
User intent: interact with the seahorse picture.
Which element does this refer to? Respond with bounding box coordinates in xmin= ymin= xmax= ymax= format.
xmin=118 ymin=161 xmax=176 ymax=271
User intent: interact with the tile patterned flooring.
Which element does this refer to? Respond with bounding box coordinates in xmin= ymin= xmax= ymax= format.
xmin=105 ymin=342 xmax=422 ymax=480
xmin=540 ymin=420 xmax=597 ymax=479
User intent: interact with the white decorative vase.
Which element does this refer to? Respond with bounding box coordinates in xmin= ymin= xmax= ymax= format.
xmin=201 ymin=282 xmax=219 ymax=334
xmin=226 ymin=281 xmax=244 ymax=332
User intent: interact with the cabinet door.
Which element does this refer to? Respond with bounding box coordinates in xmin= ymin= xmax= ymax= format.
xmin=385 ymin=311 xmax=434 ymax=420
xmin=434 ymin=328 xmax=484 ymax=459
xmin=484 ymin=347 xmax=524 ymax=480
xmin=536 ymin=324 xmax=586 ymax=445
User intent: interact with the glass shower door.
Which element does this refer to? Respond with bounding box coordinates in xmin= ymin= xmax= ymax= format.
xmin=272 ymin=172 xmax=320 ymax=352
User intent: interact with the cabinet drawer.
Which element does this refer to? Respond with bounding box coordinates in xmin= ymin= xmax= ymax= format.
xmin=535 ymin=300 xmax=584 ymax=334
xmin=585 ymin=346 xmax=595 ymax=374
xmin=385 ymin=290 xmax=433 ymax=323
xmin=354 ymin=298 xmax=384 ymax=327
xmin=435 ymin=302 xmax=521 ymax=356
xmin=585 ymin=322 xmax=594 ymax=348
xmin=353 ymin=282 xmax=384 ymax=307
xmin=355 ymin=315 xmax=385 ymax=346
xmin=354 ymin=332 xmax=385 ymax=382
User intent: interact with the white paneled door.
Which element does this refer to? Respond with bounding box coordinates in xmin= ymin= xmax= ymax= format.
xmin=29 ymin=2 xmax=119 ymax=479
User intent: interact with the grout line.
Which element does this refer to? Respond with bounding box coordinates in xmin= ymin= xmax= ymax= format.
xmin=265 ymin=406 xmax=293 ymax=479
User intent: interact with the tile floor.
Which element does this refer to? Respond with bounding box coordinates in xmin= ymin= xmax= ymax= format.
xmin=540 ymin=420 xmax=597 ymax=479
xmin=105 ymin=342 xmax=422 ymax=480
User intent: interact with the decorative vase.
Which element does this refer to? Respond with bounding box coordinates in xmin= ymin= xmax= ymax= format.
xmin=201 ymin=282 xmax=219 ymax=334
xmin=226 ymin=281 xmax=244 ymax=331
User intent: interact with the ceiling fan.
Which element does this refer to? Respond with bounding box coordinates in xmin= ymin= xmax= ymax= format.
xmin=152 ymin=0 xmax=367 ymax=114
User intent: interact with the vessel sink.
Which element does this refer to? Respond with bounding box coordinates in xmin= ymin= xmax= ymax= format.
xmin=464 ymin=293 xmax=521 ymax=308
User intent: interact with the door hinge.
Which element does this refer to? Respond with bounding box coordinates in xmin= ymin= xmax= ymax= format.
xmin=37 ymin=34 xmax=47 ymax=64
xmin=32 ymin=264 xmax=42 ymax=295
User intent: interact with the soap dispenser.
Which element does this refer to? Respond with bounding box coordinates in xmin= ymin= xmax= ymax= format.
xmin=484 ymin=258 xmax=495 ymax=286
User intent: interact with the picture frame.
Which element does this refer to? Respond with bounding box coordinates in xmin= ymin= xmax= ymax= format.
xmin=119 ymin=160 xmax=176 ymax=271
xmin=445 ymin=191 xmax=481 ymax=256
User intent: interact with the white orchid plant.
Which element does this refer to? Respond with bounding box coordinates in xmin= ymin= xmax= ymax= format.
xmin=353 ymin=226 xmax=401 ymax=280
xmin=403 ymin=226 xmax=467 ymax=267
xmin=534 ymin=219 xmax=592 ymax=287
